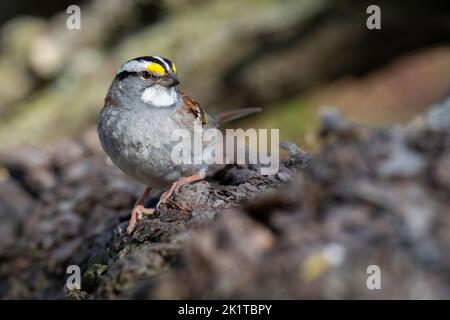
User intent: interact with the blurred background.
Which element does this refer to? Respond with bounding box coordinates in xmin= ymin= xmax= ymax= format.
xmin=0 ymin=0 xmax=449 ymax=151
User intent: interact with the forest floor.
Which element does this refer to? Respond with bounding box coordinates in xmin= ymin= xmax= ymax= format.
xmin=1 ymin=99 xmax=450 ymax=299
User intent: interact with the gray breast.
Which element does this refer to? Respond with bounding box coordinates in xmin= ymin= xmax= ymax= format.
xmin=98 ymin=104 xmax=203 ymax=188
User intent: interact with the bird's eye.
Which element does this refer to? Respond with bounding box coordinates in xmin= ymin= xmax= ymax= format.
xmin=140 ymin=71 xmax=153 ymax=80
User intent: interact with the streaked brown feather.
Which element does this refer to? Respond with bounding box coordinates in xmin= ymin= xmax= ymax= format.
xmin=179 ymin=90 xmax=208 ymax=126
xmin=178 ymin=90 xmax=261 ymax=128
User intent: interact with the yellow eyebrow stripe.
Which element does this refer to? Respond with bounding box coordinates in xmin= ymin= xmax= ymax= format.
xmin=171 ymin=62 xmax=177 ymax=73
xmin=146 ymin=62 xmax=166 ymax=76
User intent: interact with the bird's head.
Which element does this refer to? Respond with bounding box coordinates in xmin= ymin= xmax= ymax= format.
xmin=113 ymin=56 xmax=180 ymax=107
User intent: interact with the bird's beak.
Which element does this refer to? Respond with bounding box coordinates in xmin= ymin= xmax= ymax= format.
xmin=158 ymin=73 xmax=180 ymax=87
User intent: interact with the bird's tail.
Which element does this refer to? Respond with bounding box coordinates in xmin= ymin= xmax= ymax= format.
xmin=215 ymin=107 xmax=262 ymax=124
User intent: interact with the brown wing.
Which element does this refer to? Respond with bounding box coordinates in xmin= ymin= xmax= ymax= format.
xmin=179 ymin=90 xmax=208 ymax=126
xmin=177 ymin=90 xmax=261 ymax=128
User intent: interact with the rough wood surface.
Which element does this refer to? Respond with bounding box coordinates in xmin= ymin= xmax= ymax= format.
xmin=1 ymin=99 xmax=450 ymax=299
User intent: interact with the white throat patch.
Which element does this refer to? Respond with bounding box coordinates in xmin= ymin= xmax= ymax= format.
xmin=141 ymin=86 xmax=178 ymax=107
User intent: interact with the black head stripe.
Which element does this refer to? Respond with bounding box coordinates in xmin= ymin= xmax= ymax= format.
xmin=162 ymin=57 xmax=173 ymax=69
xmin=115 ymin=70 xmax=138 ymax=81
xmin=134 ymin=56 xmax=163 ymax=65
xmin=133 ymin=56 xmax=174 ymax=72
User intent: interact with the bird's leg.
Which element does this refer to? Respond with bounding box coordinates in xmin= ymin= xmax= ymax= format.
xmin=157 ymin=171 xmax=206 ymax=209
xmin=127 ymin=186 xmax=154 ymax=234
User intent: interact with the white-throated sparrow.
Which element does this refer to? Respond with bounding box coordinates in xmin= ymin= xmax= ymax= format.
xmin=97 ymin=56 xmax=260 ymax=233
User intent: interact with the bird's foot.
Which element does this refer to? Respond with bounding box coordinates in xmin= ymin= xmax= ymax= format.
xmin=156 ymin=182 xmax=181 ymax=210
xmin=156 ymin=172 xmax=206 ymax=210
xmin=127 ymin=204 xmax=154 ymax=234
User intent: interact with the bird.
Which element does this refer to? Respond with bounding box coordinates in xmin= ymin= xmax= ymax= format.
xmin=97 ymin=56 xmax=261 ymax=234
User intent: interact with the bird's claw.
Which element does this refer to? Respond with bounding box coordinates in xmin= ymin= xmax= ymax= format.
xmin=156 ymin=183 xmax=180 ymax=210
xmin=127 ymin=205 xmax=154 ymax=234
xmin=156 ymin=191 xmax=171 ymax=210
